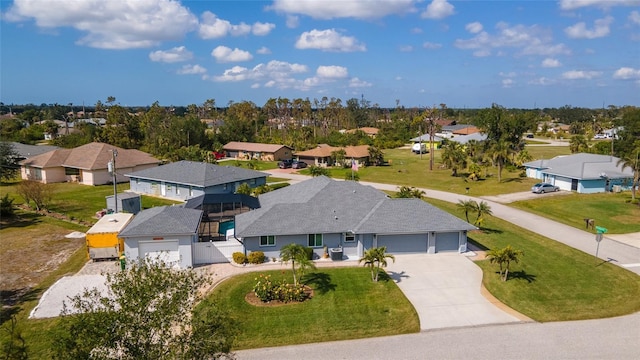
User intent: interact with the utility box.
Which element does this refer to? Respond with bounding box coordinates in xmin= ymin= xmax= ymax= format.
xmin=106 ymin=193 xmax=142 ymax=214
xmin=86 ymin=213 xmax=134 ymax=260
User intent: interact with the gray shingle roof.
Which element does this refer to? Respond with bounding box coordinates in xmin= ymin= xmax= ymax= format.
xmin=125 ymin=160 xmax=268 ymax=187
xmin=119 ymin=206 xmax=202 ymax=237
xmin=524 ymin=153 xmax=633 ymax=180
xmin=235 ymin=176 xmax=475 ymax=237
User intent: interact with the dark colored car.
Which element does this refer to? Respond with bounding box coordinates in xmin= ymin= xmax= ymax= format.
xmin=278 ymin=159 xmax=293 ymax=169
xmin=531 ymin=183 xmax=559 ymax=194
xmin=292 ymin=160 xmax=307 ymax=169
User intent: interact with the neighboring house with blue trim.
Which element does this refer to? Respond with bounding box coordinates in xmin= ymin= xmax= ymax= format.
xmin=126 ymin=160 xmax=268 ymax=201
xmin=235 ymin=176 xmax=476 ymax=260
xmin=524 ymin=153 xmax=633 ymax=194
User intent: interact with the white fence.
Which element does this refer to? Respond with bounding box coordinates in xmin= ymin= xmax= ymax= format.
xmin=193 ymin=240 xmax=244 ymax=265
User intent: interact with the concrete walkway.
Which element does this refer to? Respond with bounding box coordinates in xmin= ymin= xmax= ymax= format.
xmin=267 ymin=170 xmax=640 ymax=275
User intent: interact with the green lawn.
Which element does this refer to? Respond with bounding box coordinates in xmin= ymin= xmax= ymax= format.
xmin=525 ymin=145 xmax=571 ymax=160
xmin=1 ymin=182 xmax=181 ymax=224
xmin=510 ymin=192 xmax=640 ymax=234
xmin=427 ymin=198 xmax=640 ymax=322
xmin=200 ymin=267 xmax=419 ymax=350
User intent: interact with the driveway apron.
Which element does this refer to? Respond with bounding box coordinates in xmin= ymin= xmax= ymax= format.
xmin=385 ymin=253 xmax=522 ymax=330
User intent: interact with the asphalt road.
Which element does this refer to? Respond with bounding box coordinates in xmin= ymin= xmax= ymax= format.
xmin=235 ymin=312 xmax=640 ymax=359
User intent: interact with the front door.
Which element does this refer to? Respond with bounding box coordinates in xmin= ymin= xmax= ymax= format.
xmin=571 ymin=179 xmax=578 ymax=191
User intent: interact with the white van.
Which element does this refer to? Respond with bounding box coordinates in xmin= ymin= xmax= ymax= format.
xmin=412 ymin=143 xmax=427 ymax=154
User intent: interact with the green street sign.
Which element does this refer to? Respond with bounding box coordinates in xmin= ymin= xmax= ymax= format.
xmin=595 ymin=226 xmax=608 ymax=234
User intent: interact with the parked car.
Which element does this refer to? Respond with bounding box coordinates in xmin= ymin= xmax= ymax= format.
xmin=292 ymin=160 xmax=307 ymax=169
xmin=526 ymin=134 xmax=534 ymax=138
xmin=277 ymin=159 xmax=293 ymax=169
xmin=593 ymin=134 xmax=607 ymax=139
xmin=531 ymin=183 xmax=559 ymax=194
xmin=412 ymin=143 xmax=427 ymax=154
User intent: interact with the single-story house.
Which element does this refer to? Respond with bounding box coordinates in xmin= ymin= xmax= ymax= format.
xmin=441 ymin=124 xmax=481 ymax=136
xmin=222 ymin=141 xmax=293 ymax=161
xmin=295 ymin=145 xmax=370 ymax=167
xmin=446 ymin=132 xmax=488 ymax=145
xmin=524 ymin=153 xmax=634 ymax=193
xmin=235 ymin=176 xmax=476 ymax=260
xmin=344 ymin=127 xmax=380 ymax=138
xmin=120 ymin=206 xmax=202 ymax=269
xmin=126 ymin=160 xmax=268 ymax=201
xmin=19 ymin=142 xmax=159 ymax=185
xmin=410 ymin=135 xmax=445 ymax=150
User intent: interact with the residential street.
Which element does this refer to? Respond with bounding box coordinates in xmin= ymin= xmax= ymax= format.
xmin=235 ymin=312 xmax=640 ymax=360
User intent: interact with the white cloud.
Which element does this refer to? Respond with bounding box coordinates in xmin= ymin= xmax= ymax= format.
xmin=268 ymin=0 xmax=416 ymax=20
xmin=199 ymin=11 xmax=274 ymax=39
xmin=541 ymin=58 xmax=562 ymax=68
xmin=316 ymin=65 xmax=349 ymax=79
xmin=529 ymin=77 xmax=556 ymax=85
xmin=565 ymin=16 xmax=613 ymax=39
xmin=422 ymin=42 xmax=442 ymax=49
xmin=455 ymin=22 xmax=571 ymax=57
xmin=286 ymin=15 xmax=299 ymax=28
xmin=256 ymin=46 xmax=271 ymax=55
xmin=421 ymin=0 xmax=455 ymax=19
xmin=562 ymin=70 xmax=602 ymax=79
xmin=559 ymin=0 xmax=640 ymax=10
xmin=295 ymin=29 xmax=366 ymax=52
xmin=149 ymin=46 xmax=193 ymax=63
xmin=629 ymin=10 xmax=640 ymax=25
xmin=211 ymin=46 xmax=253 ymax=63
xmin=4 ymin=0 xmax=198 ymax=49
xmin=252 ymin=22 xmax=276 ymax=36
xmin=612 ymin=67 xmax=640 ymax=79
xmin=502 ymin=78 xmax=515 ymax=88
xmin=177 ymin=64 xmax=206 ymax=75
xmin=349 ymin=77 xmax=373 ymax=88
xmin=411 ymin=27 xmax=424 ymax=34
xmin=213 ymin=60 xmax=308 ymax=83
xmin=399 ymin=45 xmax=413 ymax=52
xmin=465 ymin=22 xmax=483 ymax=34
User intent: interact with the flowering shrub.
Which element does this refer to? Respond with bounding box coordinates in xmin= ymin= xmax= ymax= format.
xmin=253 ymin=274 xmax=308 ymax=303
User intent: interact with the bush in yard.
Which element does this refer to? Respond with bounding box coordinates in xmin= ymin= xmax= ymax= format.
xmin=0 ymin=193 xmax=15 ymax=218
xmin=247 ymin=251 xmax=265 ymax=264
xmin=232 ymin=252 xmax=247 ymax=264
xmin=252 ymin=274 xmax=308 ymax=303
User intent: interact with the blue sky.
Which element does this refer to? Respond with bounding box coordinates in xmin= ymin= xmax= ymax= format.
xmin=1 ymin=0 xmax=639 ymax=109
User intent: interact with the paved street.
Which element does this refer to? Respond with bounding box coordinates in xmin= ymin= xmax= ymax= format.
xmin=235 ymin=312 xmax=640 ymax=360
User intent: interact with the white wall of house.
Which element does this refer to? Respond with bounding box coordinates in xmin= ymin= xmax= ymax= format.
xmin=124 ymin=234 xmax=195 ymax=269
xmin=40 ymin=167 xmax=66 ymax=184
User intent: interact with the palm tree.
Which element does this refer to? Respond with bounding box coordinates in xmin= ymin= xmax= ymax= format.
xmin=501 ymin=245 xmax=524 ymax=281
xmin=396 ymin=186 xmax=425 ymax=199
xmin=359 ymin=247 xmax=395 ymax=282
xmin=440 ymin=141 xmax=467 ymax=176
xmin=457 ymin=199 xmax=477 ymax=223
xmin=616 ymin=148 xmax=640 ymax=201
xmin=486 ymin=247 xmax=506 ymax=279
xmin=280 ymin=244 xmax=316 ymax=286
xmin=569 ymin=135 xmax=589 ymax=153
xmin=367 ymin=146 xmax=384 ymax=166
xmin=475 ymin=201 xmax=493 ymax=226
xmin=488 ymin=140 xmax=511 ymax=182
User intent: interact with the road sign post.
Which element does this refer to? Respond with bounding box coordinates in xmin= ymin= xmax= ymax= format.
xmin=595 ymin=233 xmax=603 ymax=259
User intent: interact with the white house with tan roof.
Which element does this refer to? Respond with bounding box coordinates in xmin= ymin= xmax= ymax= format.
xmin=19 ymin=142 xmax=159 ymax=185
xmin=222 ymin=141 xmax=293 ymax=161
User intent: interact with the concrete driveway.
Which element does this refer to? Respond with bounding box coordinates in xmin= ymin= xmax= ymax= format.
xmin=385 ymin=253 xmax=526 ymax=330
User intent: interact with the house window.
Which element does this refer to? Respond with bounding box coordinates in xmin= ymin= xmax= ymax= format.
xmin=223 ymin=184 xmax=227 ymax=191
xmin=344 ymin=233 xmax=355 ymax=243
xmin=260 ymin=235 xmax=276 ymax=247
xmin=135 ymin=178 xmax=139 ymax=185
xmin=31 ymin=168 xmax=42 ymax=180
xmin=249 ymin=179 xmax=256 ymax=185
xmin=308 ymin=234 xmax=323 ymax=248
xmin=167 ymin=183 xmax=172 ymax=191
xmin=64 ymin=168 xmax=80 ymax=176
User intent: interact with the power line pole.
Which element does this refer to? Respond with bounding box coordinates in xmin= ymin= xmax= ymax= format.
xmin=109 ymin=149 xmax=118 ymax=213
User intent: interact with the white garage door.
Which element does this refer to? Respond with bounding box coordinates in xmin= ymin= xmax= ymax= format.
xmin=435 ymin=232 xmax=459 ymax=252
xmin=377 ymin=234 xmax=427 ymax=253
xmin=139 ymin=240 xmax=180 ymax=265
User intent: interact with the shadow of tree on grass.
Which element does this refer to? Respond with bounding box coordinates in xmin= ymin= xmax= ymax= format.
xmin=508 ymin=270 xmax=537 ymax=283
xmin=301 ymin=272 xmax=336 ymax=295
